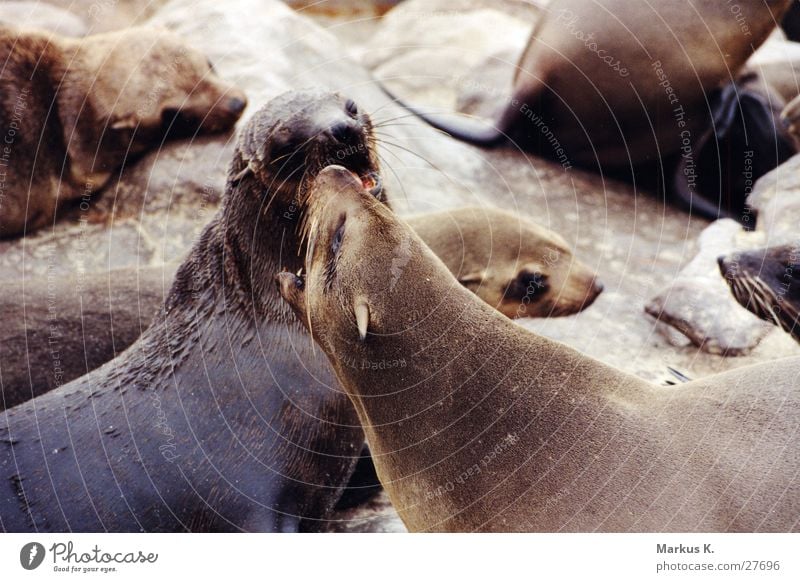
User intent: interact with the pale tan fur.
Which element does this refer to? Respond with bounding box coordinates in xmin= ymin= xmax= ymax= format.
xmin=407 ymin=207 xmax=602 ymax=318
xmin=278 ymin=166 xmax=800 ymax=533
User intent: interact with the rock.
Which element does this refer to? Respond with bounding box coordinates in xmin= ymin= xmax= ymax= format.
xmin=0 ymin=1 xmax=88 ymax=36
xmin=749 ymin=153 xmax=800 ymax=245
xmin=361 ymin=0 xmax=534 ymax=110
xmin=747 ymin=36 xmax=800 ymax=103
xmin=148 ymin=0 xmax=495 ymax=215
xmin=645 ymin=219 xmax=773 ymax=356
xmin=40 ymin=0 xmax=167 ymax=33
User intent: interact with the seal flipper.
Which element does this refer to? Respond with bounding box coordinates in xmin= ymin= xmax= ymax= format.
xmin=379 ymin=84 xmax=506 ymax=146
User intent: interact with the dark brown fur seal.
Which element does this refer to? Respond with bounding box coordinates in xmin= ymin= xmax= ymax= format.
xmin=278 ymin=165 xmax=800 ymax=532
xmin=0 ymin=90 xmax=383 ymax=532
xmin=719 ymin=243 xmax=800 ymax=342
xmin=0 ymin=265 xmax=175 ymax=411
xmin=385 ymin=0 xmax=794 ymax=221
xmin=0 ymin=24 xmax=246 ymax=238
xmin=407 ymin=207 xmax=602 ymax=318
xmin=0 ymin=209 xmax=598 ymax=410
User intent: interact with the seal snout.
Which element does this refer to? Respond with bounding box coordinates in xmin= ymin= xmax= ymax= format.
xmin=224 ymin=94 xmax=247 ymax=116
xmin=717 ymin=254 xmax=733 ymax=277
xmin=329 ymin=119 xmax=361 ymax=146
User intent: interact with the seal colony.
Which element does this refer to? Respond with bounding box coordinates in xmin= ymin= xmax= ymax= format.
xmin=0 ymin=91 xmax=384 ymax=532
xmin=278 ymin=165 xmax=799 ymax=532
xmin=0 ymin=209 xmax=601 ymax=411
xmin=384 ymin=0 xmax=795 ymax=221
xmin=0 ymin=24 xmax=246 ymax=238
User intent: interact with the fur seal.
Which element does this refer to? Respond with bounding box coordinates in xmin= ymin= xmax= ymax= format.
xmin=0 ymin=265 xmax=175 ymax=411
xmin=0 ymin=209 xmax=598 ymax=410
xmin=719 ymin=243 xmax=800 ymax=342
xmin=278 ymin=165 xmax=800 ymax=532
xmin=0 ymin=24 xmax=247 ymax=238
xmin=385 ymin=0 xmax=794 ymax=221
xmin=407 ymin=207 xmax=602 ymax=318
xmin=0 ymin=90 xmax=384 ymax=532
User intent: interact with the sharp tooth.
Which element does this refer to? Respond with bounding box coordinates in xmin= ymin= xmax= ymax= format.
xmin=296 ymin=267 xmax=305 ymax=277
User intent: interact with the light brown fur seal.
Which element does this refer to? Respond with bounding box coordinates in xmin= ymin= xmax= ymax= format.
xmin=0 ymin=209 xmax=599 ymax=410
xmin=408 ymin=208 xmax=602 ymax=318
xmin=278 ymin=165 xmax=800 ymax=532
xmin=0 ymin=24 xmax=246 ymax=238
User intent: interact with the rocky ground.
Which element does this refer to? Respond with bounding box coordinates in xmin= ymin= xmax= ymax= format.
xmin=2 ymin=0 xmax=798 ymax=532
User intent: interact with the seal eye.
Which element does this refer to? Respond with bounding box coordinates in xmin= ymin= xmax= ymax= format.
xmin=331 ymin=221 xmax=345 ymax=256
xmin=508 ymin=270 xmax=549 ymax=300
xmin=345 ymin=99 xmax=358 ymax=118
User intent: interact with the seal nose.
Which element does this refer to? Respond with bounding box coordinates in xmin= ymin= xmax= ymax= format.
xmin=330 ymin=120 xmax=360 ymax=145
xmin=226 ymin=96 xmax=247 ymax=115
xmin=717 ymin=255 xmax=730 ymax=276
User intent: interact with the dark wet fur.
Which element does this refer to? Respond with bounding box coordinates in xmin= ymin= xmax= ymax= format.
xmin=0 ymin=90 xmax=381 ymax=532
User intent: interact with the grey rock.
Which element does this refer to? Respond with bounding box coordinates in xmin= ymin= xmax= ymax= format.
xmin=0 ymin=1 xmax=88 ymax=36
xmin=645 ymin=219 xmax=772 ymax=356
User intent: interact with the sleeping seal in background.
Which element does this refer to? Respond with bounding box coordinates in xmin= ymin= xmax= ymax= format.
xmin=0 ymin=24 xmax=246 ymax=238
xmin=278 ymin=165 xmax=800 ymax=532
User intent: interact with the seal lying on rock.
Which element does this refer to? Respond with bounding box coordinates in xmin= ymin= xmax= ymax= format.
xmin=0 ymin=24 xmax=246 ymax=238
xmin=0 ymin=91 xmax=382 ymax=532
xmin=382 ymin=0 xmax=794 ymax=221
xmin=277 ymin=165 xmax=800 ymax=532
xmin=408 ymin=207 xmax=602 ymax=319
xmin=720 ymin=243 xmax=800 ymax=343
xmin=0 ymin=208 xmax=600 ymax=410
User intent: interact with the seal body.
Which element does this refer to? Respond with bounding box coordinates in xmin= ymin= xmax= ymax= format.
xmin=0 ymin=91 xmax=382 ymax=532
xmin=0 ymin=25 xmax=246 ymax=238
xmin=278 ymin=165 xmax=800 ymax=532
xmin=1 ymin=210 xmax=599 ymax=409
xmin=0 ymin=266 xmax=175 ymax=411
xmin=390 ymin=0 xmax=793 ymax=220
xmin=720 ymin=243 xmax=800 ymax=342
xmin=407 ymin=208 xmax=602 ymax=318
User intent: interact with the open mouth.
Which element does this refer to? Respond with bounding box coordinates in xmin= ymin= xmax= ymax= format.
xmin=360 ymin=171 xmax=383 ymax=199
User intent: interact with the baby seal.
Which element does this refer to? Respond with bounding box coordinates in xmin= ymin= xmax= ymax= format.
xmin=0 ymin=24 xmax=246 ymax=238
xmin=278 ymin=165 xmax=800 ymax=532
xmin=0 ymin=91 xmax=383 ymax=532
xmin=719 ymin=243 xmax=800 ymax=343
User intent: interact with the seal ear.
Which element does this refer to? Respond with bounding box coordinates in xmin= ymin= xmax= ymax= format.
xmin=354 ymin=299 xmax=370 ymax=341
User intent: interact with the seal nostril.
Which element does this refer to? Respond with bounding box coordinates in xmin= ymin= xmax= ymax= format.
xmin=227 ymin=97 xmax=246 ymax=114
xmin=330 ymin=121 xmax=358 ymax=145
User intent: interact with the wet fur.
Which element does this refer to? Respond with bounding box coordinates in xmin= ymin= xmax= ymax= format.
xmin=0 ymin=91 xmax=379 ymax=532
